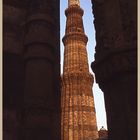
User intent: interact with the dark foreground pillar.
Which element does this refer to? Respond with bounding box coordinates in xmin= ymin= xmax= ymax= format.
xmin=91 ymin=0 xmax=137 ymax=140
xmin=22 ymin=1 xmax=60 ymax=140
xmin=3 ymin=53 xmax=25 ymax=140
xmin=3 ymin=2 xmax=26 ymax=140
xmin=3 ymin=0 xmax=61 ymax=140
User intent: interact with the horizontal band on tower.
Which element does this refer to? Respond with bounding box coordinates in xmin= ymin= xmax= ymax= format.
xmin=62 ymin=106 xmax=96 ymax=112
xmin=68 ymin=124 xmax=98 ymax=131
xmin=62 ymin=32 xmax=88 ymax=45
xmin=65 ymin=6 xmax=84 ymax=17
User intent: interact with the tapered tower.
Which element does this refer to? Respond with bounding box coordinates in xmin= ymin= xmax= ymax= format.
xmin=61 ymin=1 xmax=99 ymax=140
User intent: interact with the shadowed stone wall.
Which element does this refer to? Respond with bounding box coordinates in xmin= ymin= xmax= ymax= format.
xmin=3 ymin=0 xmax=61 ymax=140
xmin=91 ymin=0 xmax=137 ymax=139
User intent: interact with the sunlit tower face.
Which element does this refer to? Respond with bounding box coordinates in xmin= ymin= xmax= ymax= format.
xmin=68 ymin=0 xmax=80 ymax=6
xmin=61 ymin=0 xmax=99 ymax=140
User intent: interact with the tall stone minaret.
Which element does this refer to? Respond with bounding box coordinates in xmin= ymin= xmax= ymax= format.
xmin=61 ymin=0 xmax=99 ymax=140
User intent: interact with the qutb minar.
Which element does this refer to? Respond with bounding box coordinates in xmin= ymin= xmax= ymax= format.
xmin=61 ymin=0 xmax=99 ymax=139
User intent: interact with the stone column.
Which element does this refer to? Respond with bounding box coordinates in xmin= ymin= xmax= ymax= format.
xmin=3 ymin=3 xmax=26 ymax=140
xmin=91 ymin=0 xmax=137 ymax=140
xmin=22 ymin=0 xmax=61 ymax=140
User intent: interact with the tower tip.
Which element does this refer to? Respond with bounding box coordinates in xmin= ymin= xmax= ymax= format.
xmin=68 ymin=0 xmax=80 ymax=6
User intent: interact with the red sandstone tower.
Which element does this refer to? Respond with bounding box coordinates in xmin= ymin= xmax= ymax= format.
xmin=61 ymin=0 xmax=99 ymax=140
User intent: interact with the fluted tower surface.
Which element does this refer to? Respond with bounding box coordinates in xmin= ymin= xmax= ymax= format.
xmin=61 ymin=1 xmax=99 ymax=140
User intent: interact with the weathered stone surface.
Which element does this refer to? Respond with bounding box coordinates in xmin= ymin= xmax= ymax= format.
xmin=61 ymin=3 xmax=99 ymax=140
xmin=91 ymin=0 xmax=137 ymax=139
xmin=3 ymin=0 xmax=61 ymax=140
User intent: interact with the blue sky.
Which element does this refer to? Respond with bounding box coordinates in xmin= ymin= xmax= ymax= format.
xmin=60 ymin=0 xmax=107 ymax=130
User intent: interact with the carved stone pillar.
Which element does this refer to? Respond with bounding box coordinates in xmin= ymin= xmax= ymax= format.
xmin=22 ymin=0 xmax=60 ymax=140
xmin=91 ymin=0 xmax=137 ymax=140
